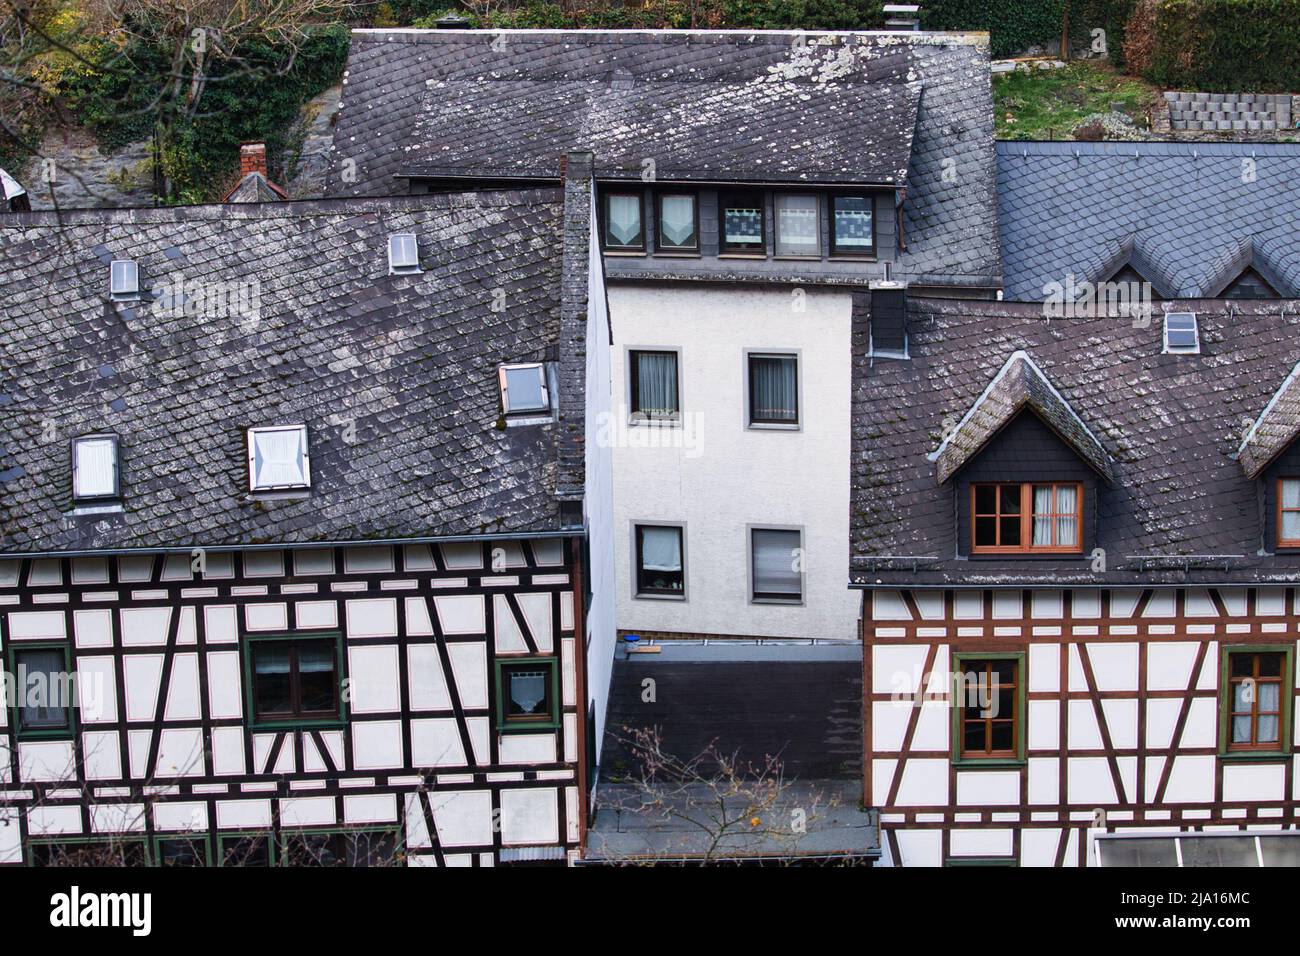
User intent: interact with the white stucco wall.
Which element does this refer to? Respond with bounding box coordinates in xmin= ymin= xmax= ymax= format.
xmin=607 ymin=283 xmax=860 ymax=640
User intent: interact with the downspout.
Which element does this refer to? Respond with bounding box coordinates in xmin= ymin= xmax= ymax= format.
xmin=570 ymin=536 xmax=590 ymax=854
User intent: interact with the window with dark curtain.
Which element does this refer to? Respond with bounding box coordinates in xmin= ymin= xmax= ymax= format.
xmin=748 ymin=354 xmax=798 ymax=425
xmin=630 ymin=350 xmax=679 ymax=420
xmin=251 ymin=639 xmax=339 ymax=721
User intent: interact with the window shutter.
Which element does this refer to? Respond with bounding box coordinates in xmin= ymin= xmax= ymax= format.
xmin=870 ymin=287 xmax=907 ymax=354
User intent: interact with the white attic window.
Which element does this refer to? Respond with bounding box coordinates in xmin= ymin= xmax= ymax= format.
xmin=110 ymin=259 xmax=139 ymax=300
xmin=248 ymin=425 xmax=311 ymax=492
xmin=499 ymin=363 xmax=550 ymax=415
xmin=1163 ymin=312 xmax=1200 ymax=354
xmin=72 ymin=434 xmax=120 ymax=501
xmin=388 ymin=233 xmax=421 ymax=274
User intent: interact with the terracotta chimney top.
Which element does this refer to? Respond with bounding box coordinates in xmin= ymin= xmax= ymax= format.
xmin=239 ymin=143 xmax=269 ymax=178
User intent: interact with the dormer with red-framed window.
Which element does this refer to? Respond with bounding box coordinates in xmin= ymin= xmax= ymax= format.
xmin=1238 ymin=358 xmax=1300 ymax=552
xmin=930 ymin=351 xmax=1114 ymax=559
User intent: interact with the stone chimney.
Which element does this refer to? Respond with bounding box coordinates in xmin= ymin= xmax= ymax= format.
xmin=239 ymin=143 xmax=269 ymax=179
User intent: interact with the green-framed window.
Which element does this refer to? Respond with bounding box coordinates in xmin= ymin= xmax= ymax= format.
xmin=1218 ymin=643 xmax=1294 ymax=759
xmin=493 ymin=656 xmax=561 ymax=732
xmin=154 ymin=834 xmax=211 ymax=867
xmin=6 ymin=642 xmax=76 ymax=740
xmin=218 ymin=832 xmax=275 ymax=867
xmin=28 ymin=838 xmax=148 ymax=867
xmin=278 ymin=828 xmax=403 ymax=867
xmin=242 ymin=632 xmax=346 ymax=730
xmin=951 ymin=652 xmax=1027 ymax=767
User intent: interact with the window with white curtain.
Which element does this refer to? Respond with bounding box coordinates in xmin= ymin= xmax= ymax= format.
xmin=750 ymin=527 xmax=802 ymax=602
xmin=774 ymin=194 xmax=820 ymax=256
xmin=635 ymin=524 xmax=684 ymax=596
xmin=72 ymin=434 xmax=120 ymax=501
xmin=656 ymin=192 xmax=698 ymax=251
xmin=1279 ymin=478 xmax=1300 ymax=545
xmin=248 ymin=425 xmax=311 ymax=492
xmin=973 ymin=482 xmax=1081 ymax=553
xmin=629 ymin=350 xmax=679 ymax=421
xmin=747 ymin=353 xmax=799 ymax=426
xmin=603 ymin=192 xmax=644 ymax=250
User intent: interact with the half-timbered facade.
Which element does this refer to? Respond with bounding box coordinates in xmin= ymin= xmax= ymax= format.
xmin=852 ymin=296 xmax=1300 ymax=866
xmin=0 ymin=168 xmax=614 ymax=866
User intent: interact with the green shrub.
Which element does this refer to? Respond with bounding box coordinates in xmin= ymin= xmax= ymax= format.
xmin=1149 ymin=0 xmax=1300 ymax=90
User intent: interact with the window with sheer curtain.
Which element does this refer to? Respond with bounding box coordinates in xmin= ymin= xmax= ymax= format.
xmin=1279 ymin=479 xmax=1300 ymax=546
xmin=72 ymin=435 xmax=119 ymax=500
xmin=750 ymin=528 xmax=802 ymax=602
xmin=248 ymin=425 xmax=310 ymax=491
xmin=748 ymin=354 xmax=798 ymax=425
xmin=1225 ymin=650 xmax=1286 ymax=752
xmin=603 ymin=192 xmax=644 ymax=250
xmin=656 ymin=193 xmax=698 ymax=250
xmin=629 ymin=350 xmax=679 ymax=421
xmin=635 ymin=524 xmax=684 ymax=596
xmin=972 ymin=482 xmax=1081 ymax=553
xmin=774 ymin=194 xmax=820 ymax=256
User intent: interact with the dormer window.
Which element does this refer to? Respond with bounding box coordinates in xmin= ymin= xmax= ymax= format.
xmin=774 ymin=194 xmax=820 ymax=257
xmin=602 ymin=192 xmax=644 ymax=252
xmin=388 ymin=233 xmax=421 ymax=274
xmin=830 ymin=195 xmax=875 ymax=257
xmin=656 ymin=192 xmax=698 ymax=252
xmin=247 ymin=425 xmax=310 ymax=492
xmin=1278 ymin=479 xmax=1300 ymax=547
xmin=720 ymin=191 xmax=765 ymax=254
xmin=498 ymin=363 xmax=550 ymax=415
xmin=972 ymin=482 xmax=1081 ymax=554
xmin=1162 ymin=312 xmax=1199 ymax=354
xmin=110 ymin=260 xmax=139 ymax=300
xmin=72 ymin=434 xmax=120 ymax=502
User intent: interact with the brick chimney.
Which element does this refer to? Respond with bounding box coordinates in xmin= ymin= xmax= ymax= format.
xmin=239 ymin=143 xmax=269 ymax=179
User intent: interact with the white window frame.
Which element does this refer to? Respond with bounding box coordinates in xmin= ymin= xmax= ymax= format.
xmin=247 ymin=424 xmax=311 ymax=492
xmin=71 ymin=434 xmax=120 ymax=501
xmin=1162 ymin=311 xmax=1200 ymax=354
xmin=388 ymin=233 xmax=421 ymax=275
xmin=498 ymin=363 xmax=550 ymax=415
xmin=110 ymin=260 xmax=139 ymax=300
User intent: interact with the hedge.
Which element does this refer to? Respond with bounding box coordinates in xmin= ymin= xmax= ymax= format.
xmin=1149 ymin=0 xmax=1300 ymax=90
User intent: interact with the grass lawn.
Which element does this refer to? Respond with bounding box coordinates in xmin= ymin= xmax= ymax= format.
xmin=994 ymin=60 xmax=1161 ymax=140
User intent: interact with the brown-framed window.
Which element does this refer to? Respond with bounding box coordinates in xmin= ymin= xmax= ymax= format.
xmin=629 ymin=350 xmax=679 ymax=421
xmin=656 ymin=191 xmax=698 ymax=251
xmin=251 ymin=639 xmax=339 ymax=722
xmin=720 ymin=190 xmax=766 ymax=254
xmin=1278 ymin=478 xmax=1300 ymax=547
xmin=635 ymin=524 xmax=685 ymax=596
xmin=971 ymin=482 xmax=1082 ymax=554
xmin=602 ymin=191 xmax=644 ymax=251
xmin=957 ymin=659 xmax=1020 ymax=759
xmin=830 ymin=194 xmax=875 ymax=256
xmin=1226 ymin=651 xmax=1284 ymax=751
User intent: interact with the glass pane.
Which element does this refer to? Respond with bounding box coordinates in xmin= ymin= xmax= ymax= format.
xmin=1056 ymin=514 xmax=1078 ymax=548
xmin=639 ymin=526 xmax=682 ymax=573
xmin=989 ymin=721 xmax=1014 ymax=751
xmin=658 ymin=194 xmax=697 ymax=249
xmin=254 ymin=645 xmax=293 ymax=715
xmin=1283 ymin=511 xmax=1300 ymax=541
xmin=633 ymin=351 xmax=678 ymax=417
xmin=285 ymin=833 xmax=340 ymax=866
xmin=996 ymin=689 xmax=1015 ymax=721
xmin=993 ymin=660 xmax=1016 ymax=685
xmin=999 ymin=485 xmax=1021 ymax=514
xmin=749 ymin=355 xmax=797 ymax=423
xmin=832 ymin=195 xmax=873 ymax=250
xmin=74 ymin=438 xmax=117 ymax=498
xmin=1230 ymin=654 xmax=1253 ymax=678
xmin=1258 ymin=715 xmax=1279 ymax=743
xmin=1259 ymin=682 xmax=1280 ymax=711
xmin=348 ymin=831 xmax=398 ymax=867
xmin=974 ymin=516 xmax=997 ymax=546
xmin=751 ymin=529 xmax=802 ymax=597
xmin=1232 ymin=681 xmax=1251 ymax=711
xmin=1259 ymin=653 xmax=1283 ymax=678
xmin=1032 ymin=514 xmax=1052 ymax=546
xmin=504 ymin=366 xmax=546 ymax=412
xmin=974 ymin=485 xmax=996 ymax=514
xmin=963 ymin=721 xmax=986 ymax=754
xmin=1283 ymin=479 xmax=1300 ymax=509
xmin=1097 ymin=837 xmax=1179 ymax=867
xmin=508 ymin=668 xmax=549 ymax=717
xmin=223 ymin=836 xmax=270 ymax=867
xmin=1000 ymin=517 xmax=1021 ymax=546
xmin=1231 ymin=715 xmax=1252 ymax=743
xmin=16 ymin=648 xmax=70 ymax=730
xmin=297 ymin=643 xmax=337 ymax=714
xmin=159 ymin=839 xmax=206 ymax=867
xmin=723 ymin=198 xmax=763 ymax=248
xmin=605 ymin=194 xmax=642 ymax=247
xmin=1181 ymin=836 xmax=1259 ymax=867
xmin=775 ymin=194 xmax=819 ymax=256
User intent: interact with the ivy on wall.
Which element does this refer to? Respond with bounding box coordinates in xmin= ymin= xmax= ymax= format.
xmin=1149 ymin=0 xmax=1300 ymax=91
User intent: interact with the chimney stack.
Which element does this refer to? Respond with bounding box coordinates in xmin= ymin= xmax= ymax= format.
xmin=239 ymin=143 xmax=269 ymax=179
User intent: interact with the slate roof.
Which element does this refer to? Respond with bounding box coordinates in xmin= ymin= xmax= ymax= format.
xmin=401 ymin=75 xmax=920 ymax=185
xmin=0 ymin=190 xmax=580 ymax=554
xmin=931 ymin=350 xmax=1114 ymax=484
xmin=328 ymin=29 xmax=1002 ymax=288
xmin=225 ymin=171 xmax=288 ymax=203
xmin=1238 ymin=359 xmax=1300 ymax=479
xmin=997 ymin=141 xmax=1300 ymax=302
xmin=850 ymin=297 xmax=1300 ymax=586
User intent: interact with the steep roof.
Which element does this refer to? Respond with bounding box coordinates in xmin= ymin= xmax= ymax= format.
xmin=997 ymin=141 xmax=1300 ymax=302
xmin=850 ymin=297 xmax=1300 ymax=586
xmin=1238 ymin=358 xmax=1300 ymax=479
xmin=930 ymin=350 xmax=1113 ymax=484
xmin=401 ymin=74 xmax=920 ymax=185
xmin=224 ymin=170 xmax=289 ymax=203
xmin=0 ymin=190 xmax=581 ymax=554
xmin=328 ymin=28 xmax=1001 ymax=288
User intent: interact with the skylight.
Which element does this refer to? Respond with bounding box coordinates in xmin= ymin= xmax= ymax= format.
xmin=388 ymin=233 xmax=421 ymax=274
xmin=1163 ymin=312 xmax=1200 ymax=354
xmin=247 ymin=425 xmax=311 ymax=492
xmin=110 ymin=260 xmax=139 ymax=300
xmin=499 ymin=363 xmax=550 ymax=415
xmin=72 ymin=434 xmax=120 ymax=501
